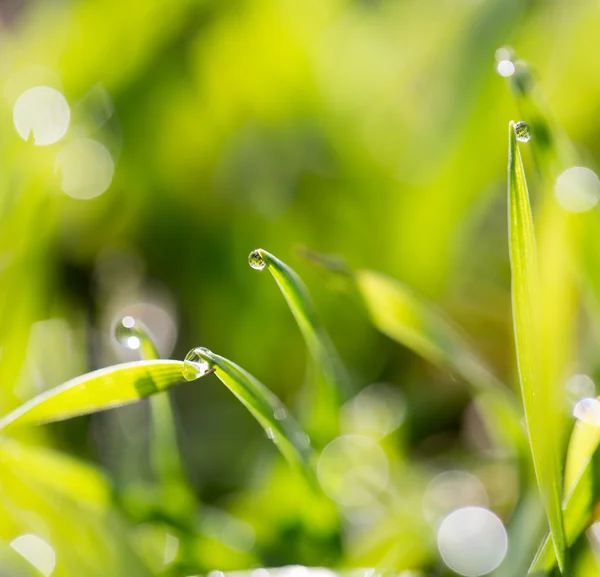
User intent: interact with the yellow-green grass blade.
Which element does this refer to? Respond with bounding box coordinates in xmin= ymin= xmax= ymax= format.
xmin=530 ymin=419 xmax=600 ymax=572
xmin=508 ymin=120 xmax=565 ymax=571
xmin=0 ymin=360 xmax=185 ymax=431
xmin=189 ymin=347 xmax=313 ymax=475
xmin=0 ymin=437 xmax=111 ymax=510
xmin=356 ymin=268 xmax=523 ymax=448
xmin=249 ymin=248 xmax=346 ymax=444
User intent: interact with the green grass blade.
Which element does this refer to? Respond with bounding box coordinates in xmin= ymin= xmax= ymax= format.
xmin=249 ymin=248 xmax=346 ymax=444
xmin=115 ymin=315 xmax=186 ymax=484
xmin=0 ymin=437 xmax=111 ymax=509
xmin=530 ymin=417 xmax=600 ymax=572
xmin=508 ymin=120 xmax=565 ymax=571
xmin=0 ymin=360 xmax=185 ymax=430
xmin=185 ymin=347 xmax=313 ymax=474
xmin=356 ymin=268 xmax=523 ymax=448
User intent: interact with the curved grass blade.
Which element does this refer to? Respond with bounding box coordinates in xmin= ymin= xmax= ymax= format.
xmin=249 ymin=248 xmax=346 ymax=444
xmin=114 ymin=315 xmax=185 ymax=483
xmin=356 ymin=268 xmax=523 ymax=448
xmin=530 ymin=417 xmax=600 ymax=572
xmin=0 ymin=360 xmax=185 ymax=431
xmin=185 ymin=347 xmax=313 ymax=475
xmin=508 ymin=120 xmax=565 ymax=571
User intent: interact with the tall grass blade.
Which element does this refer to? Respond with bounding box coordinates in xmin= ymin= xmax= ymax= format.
xmin=249 ymin=248 xmax=346 ymax=444
xmin=0 ymin=360 xmax=185 ymax=430
xmin=186 ymin=347 xmax=313 ymax=474
xmin=356 ymin=268 xmax=522 ymax=448
xmin=508 ymin=120 xmax=565 ymax=571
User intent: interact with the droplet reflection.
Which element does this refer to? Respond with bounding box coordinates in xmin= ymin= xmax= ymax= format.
xmin=554 ymin=166 xmax=600 ymax=213
xmin=573 ymin=397 xmax=600 ymax=426
xmin=248 ymin=249 xmax=266 ymax=270
xmin=437 ymin=506 xmax=508 ymax=576
xmin=514 ymin=121 xmax=531 ymax=142
xmin=183 ymin=347 xmax=215 ymax=381
xmin=13 ymin=86 xmax=70 ymax=145
xmin=317 ymin=434 xmax=389 ymax=507
xmin=10 ymin=534 xmax=56 ymax=576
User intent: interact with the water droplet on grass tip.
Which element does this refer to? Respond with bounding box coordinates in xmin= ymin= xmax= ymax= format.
xmin=183 ymin=347 xmax=215 ymax=381
xmin=573 ymin=397 xmax=600 ymax=426
xmin=514 ymin=121 xmax=531 ymax=142
xmin=115 ymin=316 xmax=141 ymax=349
xmin=248 ymin=249 xmax=266 ymax=270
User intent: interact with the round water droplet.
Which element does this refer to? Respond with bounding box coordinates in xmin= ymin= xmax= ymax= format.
xmin=114 ymin=316 xmax=140 ymax=349
xmin=573 ymin=397 xmax=600 ymax=426
xmin=514 ymin=121 xmax=531 ymax=142
xmin=183 ymin=347 xmax=214 ymax=381
xmin=10 ymin=534 xmax=56 ymax=577
xmin=248 ymin=249 xmax=266 ymax=270
xmin=274 ymin=407 xmax=287 ymax=420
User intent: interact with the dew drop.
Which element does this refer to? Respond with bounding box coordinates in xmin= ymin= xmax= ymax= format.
xmin=114 ymin=316 xmax=140 ymax=349
xmin=265 ymin=427 xmax=276 ymax=440
xmin=573 ymin=397 xmax=600 ymax=426
xmin=248 ymin=249 xmax=266 ymax=270
xmin=183 ymin=347 xmax=215 ymax=381
xmin=496 ymin=60 xmax=515 ymax=78
xmin=274 ymin=407 xmax=287 ymax=420
xmin=514 ymin=121 xmax=531 ymax=142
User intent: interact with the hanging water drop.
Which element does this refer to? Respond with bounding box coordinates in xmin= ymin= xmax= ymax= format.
xmin=514 ymin=121 xmax=531 ymax=142
xmin=183 ymin=347 xmax=215 ymax=381
xmin=573 ymin=397 xmax=600 ymax=426
xmin=115 ymin=315 xmax=141 ymax=349
xmin=248 ymin=249 xmax=266 ymax=271
xmin=274 ymin=407 xmax=287 ymax=421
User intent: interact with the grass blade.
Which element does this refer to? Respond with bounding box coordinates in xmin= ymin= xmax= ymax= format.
xmin=184 ymin=347 xmax=313 ymax=474
xmin=356 ymin=268 xmax=523 ymax=448
xmin=530 ymin=417 xmax=600 ymax=572
xmin=115 ymin=315 xmax=186 ymax=483
xmin=249 ymin=248 xmax=346 ymax=444
xmin=0 ymin=437 xmax=110 ymax=509
xmin=0 ymin=360 xmax=185 ymax=430
xmin=508 ymin=120 xmax=565 ymax=571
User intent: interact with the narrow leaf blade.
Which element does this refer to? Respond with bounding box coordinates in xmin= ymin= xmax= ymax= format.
xmin=508 ymin=120 xmax=565 ymax=571
xmin=356 ymin=268 xmax=522 ymax=448
xmin=251 ymin=249 xmax=346 ymax=443
xmin=196 ymin=347 xmax=313 ymax=474
xmin=0 ymin=360 xmax=185 ymax=430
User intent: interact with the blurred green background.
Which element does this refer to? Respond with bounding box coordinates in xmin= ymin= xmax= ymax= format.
xmin=2 ymin=0 xmax=600 ymax=575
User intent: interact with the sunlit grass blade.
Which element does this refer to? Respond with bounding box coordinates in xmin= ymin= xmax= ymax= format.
xmin=508 ymin=120 xmax=565 ymax=571
xmin=530 ymin=417 xmax=600 ymax=572
xmin=249 ymin=248 xmax=346 ymax=444
xmin=356 ymin=268 xmax=523 ymax=448
xmin=184 ymin=347 xmax=313 ymax=474
xmin=0 ymin=360 xmax=185 ymax=430
xmin=0 ymin=437 xmax=110 ymax=509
